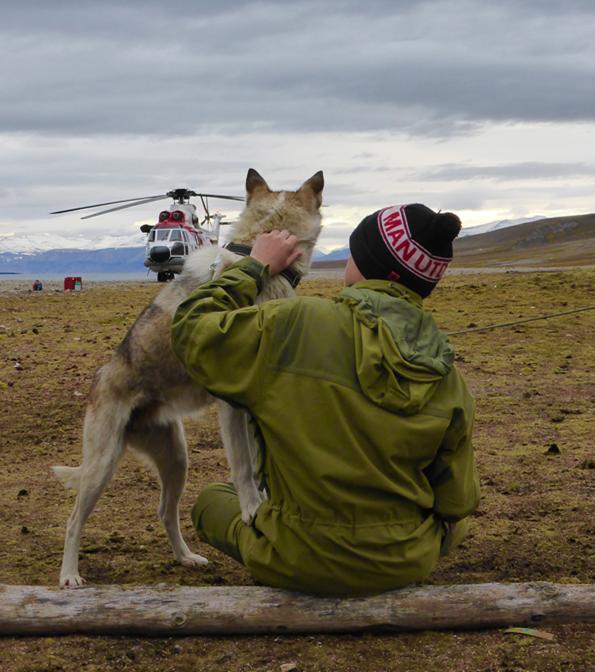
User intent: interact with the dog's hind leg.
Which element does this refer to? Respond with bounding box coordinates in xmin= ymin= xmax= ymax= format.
xmin=57 ymin=402 xmax=128 ymax=588
xmin=218 ymin=401 xmax=266 ymax=524
xmin=127 ymin=419 xmax=208 ymax=567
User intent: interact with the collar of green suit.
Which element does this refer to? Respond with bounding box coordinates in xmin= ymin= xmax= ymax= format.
xmin=348 ymin=279 xmax=424 ymax=307
xmin=223 ymin=242 xmax=302 ymax=288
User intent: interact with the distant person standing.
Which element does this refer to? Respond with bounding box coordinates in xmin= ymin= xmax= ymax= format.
xmin=32 ymin=279 xmax=43 ymax=291
xmin=173 ymin=204 xmax=480 ymax=595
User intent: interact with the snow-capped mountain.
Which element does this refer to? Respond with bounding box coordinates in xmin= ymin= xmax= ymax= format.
xmin=0 ymin=214 xmax=551 ymax=273
xmin=313 ymin=247 xmax=350 ymax=262
xmin=0 ymin=231 xmax=146 ymax=255
xmin=458 ymin=216 xmax=545 ymax=238
xmin=1 ymin=216 xmax=546 ymax=256
xmin=314 ymin=215 xmax=547 ymax=261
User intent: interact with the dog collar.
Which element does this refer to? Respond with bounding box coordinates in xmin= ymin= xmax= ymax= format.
xmin=223 ymin=242 xmax=302 ymax=288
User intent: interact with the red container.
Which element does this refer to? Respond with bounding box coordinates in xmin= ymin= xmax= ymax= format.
xmin=64 ymin=276 xmax=82 ymax=291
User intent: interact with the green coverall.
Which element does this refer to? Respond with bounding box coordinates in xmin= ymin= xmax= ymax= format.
xmin=172 ymin=257 xmax=480 ymax=595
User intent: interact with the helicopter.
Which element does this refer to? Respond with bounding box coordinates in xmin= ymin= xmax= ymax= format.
xmin=50 ymin=188 xmax=244 ymax=281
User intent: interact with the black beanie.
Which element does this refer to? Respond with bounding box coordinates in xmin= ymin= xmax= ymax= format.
xmin=349 ymin=203 xmax=461 ymax=297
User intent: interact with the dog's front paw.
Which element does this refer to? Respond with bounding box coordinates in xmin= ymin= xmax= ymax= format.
xmin=60 ymin=573 xmax=87 ymax=589
xmin=179 ymin=552 xmax=209 ymax=568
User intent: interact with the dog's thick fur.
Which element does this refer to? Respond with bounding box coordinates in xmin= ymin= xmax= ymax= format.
xmin=52 ymin=169 xmax=324 ymax=588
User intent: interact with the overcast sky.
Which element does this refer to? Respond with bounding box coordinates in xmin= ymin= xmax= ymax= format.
xmin=1 ymin=0 xmax=594 ymax=250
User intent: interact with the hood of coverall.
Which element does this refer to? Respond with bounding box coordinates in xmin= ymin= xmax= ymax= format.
xmin=336 ymin=281 xmax=455 ymax=415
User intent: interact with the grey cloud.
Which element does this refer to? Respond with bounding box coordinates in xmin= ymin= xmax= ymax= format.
xmin=414 ymin=162 xmax=595 ymax=182
xmin=323 ymin=180 xmax=492 ymax=212
xmin=335 ymin=166 xmax=396 ymax=175
xmin=2 ymin=0 xmax=594 ymax=240
xmin=0 ymin=135 xmax=252 ymax=220
xmin=2 ymin=1 xmax=595 ymax=138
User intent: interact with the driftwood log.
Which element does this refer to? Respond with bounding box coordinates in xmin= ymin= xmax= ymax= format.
xmin=1 ymin=582 xmax=593 ymax=636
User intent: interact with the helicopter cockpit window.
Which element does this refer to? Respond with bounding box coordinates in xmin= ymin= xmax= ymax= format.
xmin=148 ymin=230 xmax=155 ymax=242
xmin=170 ymin=229 xmax=182 ymax=241
xmin=156 ymin=229 xmax=171 ymax=241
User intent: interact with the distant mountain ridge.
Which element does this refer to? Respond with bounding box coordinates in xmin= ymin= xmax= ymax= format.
xmin=1 ymin=213 xmax=591 ymax=274
xmin=312 ymin=215 xmax=547 ymax=262
xmin=452 ymin=212 xmax=595 ymax=267
xmin=1 ymin=214 xmax=546 ymax=258
xmin=457 ymin=215 xmax=546 ymax=238
xmin=0 ymin=247 xmax=147 ymax=274
xmin=0 ymin=231 xmax=145 ymax=255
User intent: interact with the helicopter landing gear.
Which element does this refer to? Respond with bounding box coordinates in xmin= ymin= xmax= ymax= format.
xmin=157 ymin=271 xmax=175 ymax=282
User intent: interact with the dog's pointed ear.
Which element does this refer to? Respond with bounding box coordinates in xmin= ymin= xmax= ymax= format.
xmin=245 ymin=168 xmax=270 ymax=202
xmin=298 ymin=170 xmax=324 ymax=208
xmin=300 ymin=171 xmax=324 ymax=195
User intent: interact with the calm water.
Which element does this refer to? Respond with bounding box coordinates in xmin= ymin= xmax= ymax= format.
xmin=0 ymin=272 xmax=152 ymax=283
xmin=0 ymin=270 xmax=345 ymax=284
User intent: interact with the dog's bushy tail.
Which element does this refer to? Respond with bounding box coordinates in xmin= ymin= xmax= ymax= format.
xmin=51 ymin=465 xmax=82 ymax=491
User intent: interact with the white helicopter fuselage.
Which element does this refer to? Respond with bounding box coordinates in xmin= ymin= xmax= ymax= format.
xmin=51 ymin=187 xmax=242 ymax=283
xmin=144 ymin=204 xmax=212 ymax=280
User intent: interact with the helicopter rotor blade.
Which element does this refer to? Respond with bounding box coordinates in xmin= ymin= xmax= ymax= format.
xmin=50 ymin=194 xmax=168 ymax=215
xmin=196 ymin=193 xmax=244 ymax=202
xmin=199 ymin=195 xmax=209 ymax=222
xmin=80 ymin=195 xmax=168 ymax=220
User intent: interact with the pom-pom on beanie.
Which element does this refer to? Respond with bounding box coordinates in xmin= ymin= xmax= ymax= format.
xmin=349 ymin=203 xmax=461 ymax=297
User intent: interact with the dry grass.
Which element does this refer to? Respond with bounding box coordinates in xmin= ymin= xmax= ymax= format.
xmin=0 ymin=270 xmax=593 ymax=671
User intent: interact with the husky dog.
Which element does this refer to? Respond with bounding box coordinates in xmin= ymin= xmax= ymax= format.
xmin=52 ymin=169 xmax=324 ymax=588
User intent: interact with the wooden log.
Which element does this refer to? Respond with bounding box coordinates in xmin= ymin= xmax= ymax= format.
xmin=0 ymin=582 xmax=593 ymax=636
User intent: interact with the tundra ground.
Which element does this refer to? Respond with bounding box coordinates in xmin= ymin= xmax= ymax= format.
xmin=0 ymin=269 xmax=593 ymax=672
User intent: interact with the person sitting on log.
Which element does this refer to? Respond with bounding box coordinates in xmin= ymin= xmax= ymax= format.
xmin=171 ymin=204 xmax=480 ymax=595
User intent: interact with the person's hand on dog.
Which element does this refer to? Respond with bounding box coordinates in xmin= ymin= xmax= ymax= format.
xmin=250 ymin=230 xmax=301 ymax=276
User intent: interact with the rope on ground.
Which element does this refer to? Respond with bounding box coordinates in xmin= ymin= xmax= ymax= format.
xmin=446 ymin=305 xmax=595 ymax=336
